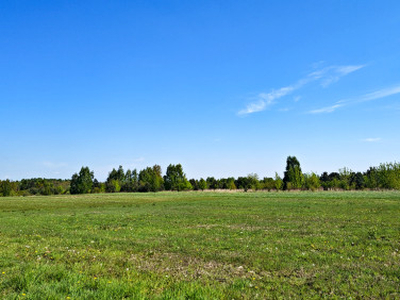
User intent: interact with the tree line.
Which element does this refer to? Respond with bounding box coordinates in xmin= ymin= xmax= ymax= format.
xmin=1 ymin=156 xmax=400 ymax=196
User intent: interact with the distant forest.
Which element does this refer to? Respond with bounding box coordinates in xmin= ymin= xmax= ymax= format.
xmin=1 ymin=156 xmax=400 ymax=197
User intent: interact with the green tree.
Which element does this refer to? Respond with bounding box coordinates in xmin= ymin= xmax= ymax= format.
xmin=39 ymin=180 xmax=54 ymax=195
xmin=235 ymin=177 xmax=251 ymax=192
xmin=247 ymin=173 xmax=260 ymax=191
xmin=376 ymin=162 xmax=400 ymax=189
xmin=116 ymin=165 xmax=125 ymax=182
xmin=261 ymin=177 xmax=275 ymax=191
xmin=198 ymin=178 xmax=207 ymax=191
xmin=106 ymin=165 xmax=126 ymax=192
xmin=121 ymin=169 xmax=139 ymax=192
xmin=189 ymin=179 xmax=199 ymax=191
xmin=107 ymin=179 xmax=121 ymax=193
xmin=139 ymin=165 xmax=164 ymax=192
xmin=304 ymin=172 xmax=321 ymax=191
xmin=206 ymin=177 xmax=218 ymax=191
xmin=70 ymin=167 xmax=94 ymax=194
xmin=350 ymin=172 xmax=365 ymax=190
xmin=164 ymin=164 xmax=192 ymax=191
xmin=338 ymin=167 xmax=352 ymax=190
xmin=283 ymin=156 xmax=304 ymax=190
xmin=0 ymin=180 xmax=18 ymax=197
xmin=92 ymin=179 xmax=105 ymax=193
xmin=319 ymin=172 xmax=331 ymax=190
xmin=365 ymin=167 xmax=378 ymax=189
xmin=328 ymin=172 xmax=341 ymax=190
xmin=227 ymin=177 xmax=237 ymax=190
xmin=274 ymin=173 xmax=283 ymax=191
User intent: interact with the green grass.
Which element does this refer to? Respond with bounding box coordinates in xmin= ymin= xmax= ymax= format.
xmin=0 ymin=191 xmax=399 ymax=299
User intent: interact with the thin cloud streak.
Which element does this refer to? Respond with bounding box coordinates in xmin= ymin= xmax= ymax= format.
xmin=362 ymin=138 xmax=381 ymax=142
xmin=238 ymin=64 xmax=364 ymax=116
xmin=309 ymin=83 xmax=400 ymax=114
xmin=337 ymin=65 xmax=365 ymax=75
xmin=237 ymin=85 xmax=298 ymax=115
xmin=320 ymin=65 xmax=365 ymax=87
xmin=237 ymin=100 xmax=267 ymax=115
xmin=309 ymin=104 xmax=343 ymax=114
xmin=361 ymin=85 xmax=400 ymax=102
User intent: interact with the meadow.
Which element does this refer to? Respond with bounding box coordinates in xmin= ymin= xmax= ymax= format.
xmin=0 ymin=191 xmax=399 ymax=299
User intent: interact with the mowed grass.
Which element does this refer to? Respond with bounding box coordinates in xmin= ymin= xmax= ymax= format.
xmin=0 ymin=191 xmax=399 ymax=299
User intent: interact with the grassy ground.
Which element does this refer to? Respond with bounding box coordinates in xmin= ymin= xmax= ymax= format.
xmin=0 ymin=191 xmax=399 ymax=299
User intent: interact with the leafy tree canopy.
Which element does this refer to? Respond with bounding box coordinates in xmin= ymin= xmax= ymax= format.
xmin=70 ymin=166 xmax=94 ymax=194
xmin=283 ymin=156 xmax=304 ymax=190
xmin=164 ymin=164 xmax=191 ymax=191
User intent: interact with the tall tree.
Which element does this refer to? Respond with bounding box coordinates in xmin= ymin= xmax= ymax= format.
xmin=304 ymin=172 xmax=321 ymax=191
xmin=0 ymin=180 xmax=17 ymax=197
xmin=206 ymin=177 xmax=219 ymax=191
xmin=376 ymin=162 xmax=400 ymax=189
xmin=189 ymin=179 xmax=199 ymax=191
xmin=338 ymin=167 xmax=352 ymax=190
xmin=261 ymin=177 xmax=275 ymax=191
xmin=226 ymin=177 xmax=236 ymax=190
xmin=121 ymin=168 xmax=139 ymax=192
xmin=164 ymin=164 xmax=192 ymax=191
xmin=106 ymin=165 xmax=128 ymax=192
xmin=247 ymin=173 xmax=260 ymax=191
xmin=139 ymin=165 xmax=164 ymax=192
xmin=198 ymin=178 xmax=207 ymax=191
xmin=235 ymin=176 xmax=251 ymax=192
xmin=70 ymin=166 xmax=94 ymax=194
xmin=274 ymin=173 xmax=283 ymax=191
xmin=283 ymin=156 xmax=304 ymax=190
xmin=350 ymin=172 xmax=365 ymax=190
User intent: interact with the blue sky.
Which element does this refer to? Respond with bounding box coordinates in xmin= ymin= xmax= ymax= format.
xmin=1 ymin=1 xmax=400 ymax=181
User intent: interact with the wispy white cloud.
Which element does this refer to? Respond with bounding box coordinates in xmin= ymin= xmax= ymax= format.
xmin=309 ymin=83 xmax=400 ymax=114
xmin=319 ymin=65 xmax=365 ymax=87
xmin=308 ymin=104 xmax=344 ymax=114
xmin=238 ymin=86 xmax=297 ymax=115
xmin=361 ymin=85 xmax=400 ymax=102
xmin=362 ymin=138 xmax=381 ymax=142
xmin=238 ymin=64 xmax=364 ymax=116
xmin=237 ymin=99 xmax=268 ymax=115
xmin=337 ymin=65 xmax=365 ymax=75
xmin=238 ymin=82 xmax=308 ymax=116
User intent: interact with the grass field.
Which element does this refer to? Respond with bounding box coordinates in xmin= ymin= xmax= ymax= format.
xmin=0 ymin=191 xmax=399 ymax=299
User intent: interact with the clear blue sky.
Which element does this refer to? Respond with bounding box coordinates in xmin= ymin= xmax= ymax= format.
xmin=1 ymin=0 xmax=400 ymax=181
